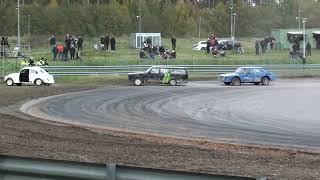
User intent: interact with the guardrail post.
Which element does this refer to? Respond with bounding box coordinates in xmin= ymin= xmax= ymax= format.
xmin=106 ymin=163 xmax=116 ymax=180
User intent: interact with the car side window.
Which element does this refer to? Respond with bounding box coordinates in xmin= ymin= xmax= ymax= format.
xmin=160 ymin=68 xmax=169 ymax=74
xmin=150 ymin=68 xmax=159 ymax=74
xmin=171 ymin=69 xmax=186 ymax=75
xmin=254 ymin=69 xmax=262 ymax=74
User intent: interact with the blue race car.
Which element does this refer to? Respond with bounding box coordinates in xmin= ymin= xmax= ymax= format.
xmin=218 ymin=67 xmax=275 ymax=86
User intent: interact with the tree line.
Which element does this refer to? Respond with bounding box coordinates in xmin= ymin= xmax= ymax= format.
xmin=0 ymin=0 xmax=319 ymax=38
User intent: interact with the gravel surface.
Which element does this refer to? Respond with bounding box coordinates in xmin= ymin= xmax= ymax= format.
xmin=0 ymin=83 xmax=320 ymax=179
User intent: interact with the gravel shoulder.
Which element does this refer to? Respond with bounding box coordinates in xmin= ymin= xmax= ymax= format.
xmin=0 ymin=83 xmax=319 ymax=180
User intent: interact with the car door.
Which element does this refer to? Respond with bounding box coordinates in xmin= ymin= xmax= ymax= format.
xmin=243 ymin=68 xmax=254 ymax=83
xmin=29 ymin=69 xmax=38 ymax=83
xmin=19 ymin=69 xmax=29 ymax=83
xmin=159 ymin=68 xmax=169 ymax=83
xmin=253 ymin=68 xmax=264 ymax=82
xmin=148 ymin=67 xmax=160 ymax=83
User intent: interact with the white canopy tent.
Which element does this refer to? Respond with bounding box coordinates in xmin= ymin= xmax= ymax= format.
xmin=131 ymin=33 xmax=161 ymax=48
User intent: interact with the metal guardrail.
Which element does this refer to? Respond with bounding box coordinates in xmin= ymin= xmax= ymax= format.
xmin=0 ymin=155 xmax=266 ymax=180
xmin=41 ymin=64 xmax=320 ymax=76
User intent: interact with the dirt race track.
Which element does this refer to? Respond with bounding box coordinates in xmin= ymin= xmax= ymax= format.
xmin=0 ymin=82 xmax=320 ymax=180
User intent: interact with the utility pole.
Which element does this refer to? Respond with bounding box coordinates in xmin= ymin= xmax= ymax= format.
xmin=298 ymin=7 xmax=302 ymax=30
xmin=198 ymin=16 xmax=202 ymax=39
xmin=138 ymin=0 xmax=142 ymax=48
xmin=17 ymin=0 xmax=20 ymax=47
xmin=230 ymin=1 xmax=233 ymax=39
xmin=28 ymin=14 xmax=31 ymax=57
xmin=302 ymin=18 xmax=307 ymax=59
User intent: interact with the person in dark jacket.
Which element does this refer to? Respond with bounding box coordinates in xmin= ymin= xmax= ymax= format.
xmin=77 ymin=36 xmax=83 ymax=50
xmin=104 ymin=35 xmax=110 ymax=51
xmin=206 ymin=39 xmax=210 ymax=54
xmin=70 ymin=44 xmax=76 ymax=60
xmin=65 ymin=34 xmax=71 ymax=58
xmin=255 ymin=40 xmax=260 ymax=55
xmin=306 ymin=42 xmax=311 ymax=56
xmin=171 ymin=36 xmax=176 ymax=50
xmin=49 ymin=34 xmax=56 ymax=46
xmin=110 ymin=36 xmax=116 ymax=51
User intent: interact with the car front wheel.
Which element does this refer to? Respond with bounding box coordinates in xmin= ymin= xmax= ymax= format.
xmin=261 ymin=77 xmax=270 ymax=86
xmin=231 ymin=77 xmax=241 ymax=86
xmin=35 ymin=79 xmax=43 ymax=86
xmin=134 ymin=78 xmax=143 ymax=86
xmin=6 ymin=78 xmax=14 ymax=86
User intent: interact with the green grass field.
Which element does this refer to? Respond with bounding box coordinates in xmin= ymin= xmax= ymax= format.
xmin=22 ymin=37 xmax=320 ymax=66
xmin=1 ymin=36 xmax=320 ymax=81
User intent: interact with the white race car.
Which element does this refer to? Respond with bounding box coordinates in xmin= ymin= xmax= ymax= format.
xmin=5 ymin=66 xmax=55 ymax=86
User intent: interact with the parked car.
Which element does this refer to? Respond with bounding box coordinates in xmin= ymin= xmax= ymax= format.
xmin=217 ymin=39 xmax=241 ymax=50
xmin=218 ymin=67 xmax=275 ymax=86
xmin=128 ymin=66 xmax=188 ymax=86
xmin=192 ymin=41 xmax=207 ymax=50
xmin=5 ymin=66 xmax=55 ymax=86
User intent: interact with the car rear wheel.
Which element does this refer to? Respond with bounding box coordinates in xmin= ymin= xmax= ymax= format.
xmin=170 ymin=79 xmax=177 ymax=86
xmin=35 ymin=79 xmax=43 ymax=86
xmin=134 ymin=78 xmax=143 ymax=86
xmin=6 ymin=78 xmax=14 ymax=86
xmin=261 ymin=77 xmax=270 ymax=86
xmin=224 ymin=82 xmax=231 ymax=85
xmin=231 ymin=77 xmax=241 ymax=86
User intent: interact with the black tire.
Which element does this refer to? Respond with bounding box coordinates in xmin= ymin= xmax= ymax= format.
xmin=224 ymin=82 xmax=231 ymax=85
xmin=261 ymin=77 xmax=270 ymax=86
xmin=169 ymin=79 xmax=177 ymax=86
xmin=6 ymin=78 xmax=14 ymax=86
xmin=254 ymin=82 xmax=260 ymax=85
xmin=231 ymin=77 xmax=241 ymax=86
xmin=134 ymin=78 xmax=143 ymax=86
xmin=34 ymin=78 xmax=43 ymax=86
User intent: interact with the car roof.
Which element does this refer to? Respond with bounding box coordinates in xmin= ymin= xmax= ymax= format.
xmin=22 ymin=66 xmax=45 ymax=71
xmin=238 ymin=67 xmax=263 ymax=69
xmin=151 ymin=66 xmax=186 ymax=69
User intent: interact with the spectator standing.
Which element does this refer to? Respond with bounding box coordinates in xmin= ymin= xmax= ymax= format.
xmin=206 ymin=38 xmax=210 ymax=53
xmin=100 ymin=36 xmax=105 ymax=49
xmin=49 ymin=35 xmax=56 ymax=46
xmin=255 ymin=40 xmax=260 ymax=55
xmin=70 ymin=44 xmax=76 ymax=60
xmin=146 ymin=37 xmax=152 ymax=48
xmin=110 ymin=36 xmax=116 ymax=51
xmin=65 ymin=34 xmax=71 ymax=58
xmin=77 ymin=36 xmax=83 ymax=50
xmin=171 ymin=36 xmax=176 ymax=50
xmin=306 ymin=42 xmax=311 ymax=56
xmin=104 ymin=35 xmax=110 ymax=51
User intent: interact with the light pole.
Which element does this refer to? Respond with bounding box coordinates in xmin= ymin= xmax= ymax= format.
xmin=233 ymin=13 xmax=237 ymax=39
xmin=17 ymin=0 xmax=20 ymax=47
xmin=138 ymin=0 xmax=142 ymax=48
xmin=302 ymin=18 xmax=307 ymax=59
xmin=198 ymin=16 xmax=202 ymax=39
xmin=230 ymin=0 xmax=234 ymax=41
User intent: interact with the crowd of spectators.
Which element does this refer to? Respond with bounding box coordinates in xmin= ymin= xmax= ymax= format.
xmin=255 ymin=37 xmax=275 ymax=55
xmin=50 ymin=34 xmax=84 ymax=61
xmin=100 ymin=35 xmax=116 ymax=51
xmin=0 ymin=36 xmax=10 ymax=57
xmin=139 ymin=36 xmax=176 ymax=60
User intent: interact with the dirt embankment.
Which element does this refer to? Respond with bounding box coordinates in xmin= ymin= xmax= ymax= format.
xmin=0 ymin=84 xmax=319 ymax=180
